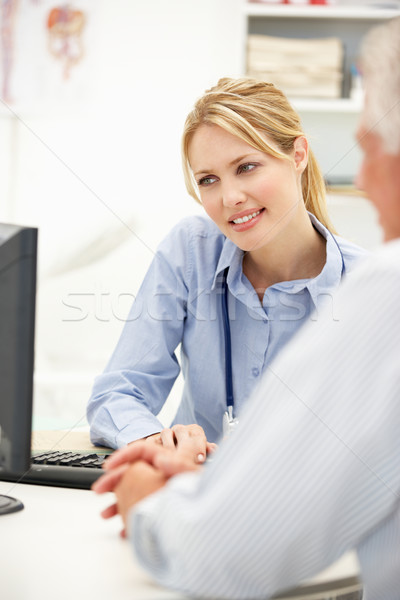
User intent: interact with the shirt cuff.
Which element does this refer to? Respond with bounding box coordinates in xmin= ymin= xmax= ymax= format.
xmin=115 ymin=420 xmax=164 ymax=447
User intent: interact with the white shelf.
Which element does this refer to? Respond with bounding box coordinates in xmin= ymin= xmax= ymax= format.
xmin=243 ymin=0 xmax=393 ymax=179
xmin=290 ymin=97 xmax=362 ymax=113
xmin=244 ymin=3 xmax=400 ymax=19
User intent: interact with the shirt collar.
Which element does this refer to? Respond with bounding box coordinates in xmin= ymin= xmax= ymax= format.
xmin=305 ymin=212 xmax=344 ymax=307
xmin=210 ymin=213 xmax=344 ymax=307
xmin=211 ymin=237 xmax=244 ymax=292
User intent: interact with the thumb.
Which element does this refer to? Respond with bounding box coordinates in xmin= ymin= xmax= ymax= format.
xmin=153 ymin=452 xmax=202 ymax=477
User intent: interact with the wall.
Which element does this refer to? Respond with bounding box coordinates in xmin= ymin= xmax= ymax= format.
xmin=1 ymin=0 xmax=243 ymax=427
xmin=0 ymin=1 xmax=383 ymax=429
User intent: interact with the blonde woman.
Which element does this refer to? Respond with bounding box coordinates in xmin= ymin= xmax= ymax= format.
xmin=87 ymin=77 xmax=366 ymax=453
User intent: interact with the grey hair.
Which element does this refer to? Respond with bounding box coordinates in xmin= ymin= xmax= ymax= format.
xmin=359 ymin=17 xmax=400 ymax=154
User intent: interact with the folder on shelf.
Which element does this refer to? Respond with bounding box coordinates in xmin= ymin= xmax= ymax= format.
xmin=247 ymin=34 xmax=344 ymax=99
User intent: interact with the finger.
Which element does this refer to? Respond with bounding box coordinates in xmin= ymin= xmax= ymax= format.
xmin=160 ymin=428 xmax=177 ymax=449
xmin=196 ymin=452 xmax=206 ymax=464
xmin=114 ymin=461 xmax=168 ymax=524
xmin=103 ymin=443 xmax=172 ymax=479
xmin=100 ymin=503 xmax=119 ymax=519
xmin=206 ymin=442 xmax=218 ymax=455
xmin=153 ymin=451 xmax=202 ymax=477
xmin=103 ymin=441 xmax=152 ymax=470
xmin=92 ymin=464 xmax=129 ymax=493
xmin=172 ymin=424 xmax=208 ymax=462
xmin=145 ymin=433 xmax=162 ymax=445
xmin=104 ymin=435 xmax=165 ymax=470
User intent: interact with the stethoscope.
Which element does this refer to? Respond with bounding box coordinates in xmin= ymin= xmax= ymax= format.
xmin=220 ymin=231 xmax=346 ymax=436
xmin=221 ymin=266 xmax=237 ymax=436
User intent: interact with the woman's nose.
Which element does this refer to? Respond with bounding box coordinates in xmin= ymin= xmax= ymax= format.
xmin=221 ymin=182 xmax=246 ymax=207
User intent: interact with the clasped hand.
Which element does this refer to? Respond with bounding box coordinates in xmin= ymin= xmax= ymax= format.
xmin=92 ymin=424 xmax=216 ymax=536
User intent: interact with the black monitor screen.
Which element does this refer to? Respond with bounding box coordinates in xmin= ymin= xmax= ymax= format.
xmin=0 ymin=223 xmax=37 ymax=510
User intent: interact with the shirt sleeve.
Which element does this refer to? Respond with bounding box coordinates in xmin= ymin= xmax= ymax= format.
xmin=87 ymin=220 xmax=192 ymax=448
xmin=129 ymin=249 xmax=400 ymax=599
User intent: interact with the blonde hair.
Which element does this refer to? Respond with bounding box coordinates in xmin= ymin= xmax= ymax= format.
xmin=182 ymin=77 xmax=336 ymax=233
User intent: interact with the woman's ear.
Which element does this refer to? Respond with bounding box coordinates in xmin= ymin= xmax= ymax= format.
xmin=293 ymin=136 xmax=308 ymax=173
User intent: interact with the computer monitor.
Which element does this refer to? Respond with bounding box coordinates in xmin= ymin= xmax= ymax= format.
xmin=0 ymin=223 xmax=37 ymax=515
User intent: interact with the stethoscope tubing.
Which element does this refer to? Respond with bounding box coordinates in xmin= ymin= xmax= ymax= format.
xmin=222 ymin=267 xmax=234 ymax=409
xmin=222 ymin=231 xmax=345 ymax=412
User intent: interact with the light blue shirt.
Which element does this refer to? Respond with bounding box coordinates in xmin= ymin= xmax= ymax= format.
xmin=87 ymin=213 xmax=366 ymax=448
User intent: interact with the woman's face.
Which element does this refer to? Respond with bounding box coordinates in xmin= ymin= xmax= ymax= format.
xmin=188 ymin=124 xmax=308 ymax=253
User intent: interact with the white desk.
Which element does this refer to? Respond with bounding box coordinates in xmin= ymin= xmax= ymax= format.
xmin=0 ymin=480 xmax=361 ymax=600
xmin=0 ymin=480 xmax=184 ymax=600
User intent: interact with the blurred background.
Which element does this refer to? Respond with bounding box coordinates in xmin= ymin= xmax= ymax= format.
xmin=1 ymin=0 xmax=396 ymax=430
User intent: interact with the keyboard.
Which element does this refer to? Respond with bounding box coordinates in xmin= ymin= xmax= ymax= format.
xmin=0 ymin=450 xmax=110 ymax=490
xmin=33 ymin=450 xmax=106 ymax=468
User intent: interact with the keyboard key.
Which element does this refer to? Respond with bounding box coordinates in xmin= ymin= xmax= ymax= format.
xmin=32 ymin=450 xmax=106 ymax=469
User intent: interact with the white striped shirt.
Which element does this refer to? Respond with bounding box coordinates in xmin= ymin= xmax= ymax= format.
xmin=129 ymin=239 xmax=400 ymax=599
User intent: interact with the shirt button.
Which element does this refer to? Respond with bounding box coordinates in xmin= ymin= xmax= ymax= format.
xmin=252 ymin=367 xmax=260 ymax=377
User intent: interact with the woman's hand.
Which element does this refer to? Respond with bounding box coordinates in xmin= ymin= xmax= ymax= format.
xmin=138 ymin=424 xmax=217 ymax=464
xmin=93 ymin=425 xmax=217 ymax=500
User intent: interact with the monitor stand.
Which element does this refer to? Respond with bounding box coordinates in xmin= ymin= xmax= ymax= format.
xmin=0 ymin=494 xmax=24 ymax=515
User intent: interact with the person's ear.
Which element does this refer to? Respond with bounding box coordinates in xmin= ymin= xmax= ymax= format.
xmin=293 ymin=136 xmax=308 ymax=174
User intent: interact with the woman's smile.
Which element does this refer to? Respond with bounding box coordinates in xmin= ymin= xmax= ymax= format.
xmin=229 ymin=208 xmax=265 ymax=232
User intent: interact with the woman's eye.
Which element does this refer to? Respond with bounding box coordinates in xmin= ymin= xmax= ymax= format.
xmin=238 ymin=163 xmax=256 ymax=174
xmin=198 ymin=176 xmax=217 ymax=186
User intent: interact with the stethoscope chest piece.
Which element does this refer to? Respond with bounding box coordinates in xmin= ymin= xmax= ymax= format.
xmin=222 ymin=406 xmax=240 ymax=438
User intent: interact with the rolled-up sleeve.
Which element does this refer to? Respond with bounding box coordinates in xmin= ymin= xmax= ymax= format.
xmin=87 ymin=220 xmax=191 ymax=448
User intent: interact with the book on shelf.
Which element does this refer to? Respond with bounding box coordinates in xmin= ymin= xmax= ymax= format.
xmin=247 ymin=34 xmax=344 ymax=99
xmin=246 ymin=1 xmax=333 ymax=4
xmin=246 ymin=69 xmax=342 ymax=98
